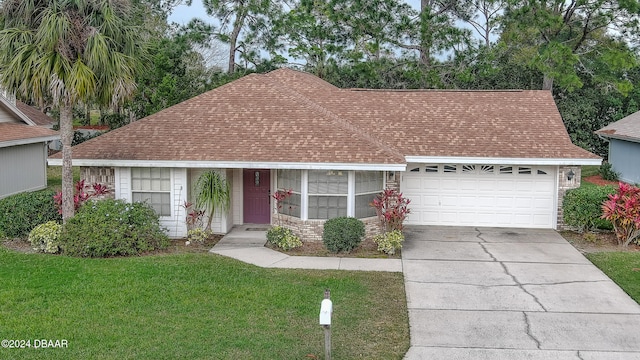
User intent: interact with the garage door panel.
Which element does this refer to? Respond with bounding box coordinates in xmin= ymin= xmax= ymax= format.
xmin=477 ymin=180 xmax=497 ymax=190
xmin=402 ymin=166 xmax=556 ymax=228
xmin=460 ymin=179 xmax=478 ymax=190
xmin=514 ymin=197 xmax=533 ymax=208
xmin=404 ymin=177 xmax=422 ymax=190
xmin=496 ymin=180 xmax=516 ymax=191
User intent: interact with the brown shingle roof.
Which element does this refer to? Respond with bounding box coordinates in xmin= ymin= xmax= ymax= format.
xmin=0 ymin=123 xmax=59 ymax=146
xmin=596 ymin=111 xmax=640 ymax=143
xmin=16 ymin=101 xmax=54 ymax=127
xmin=56 ymin=68 xmax=598 ymax=165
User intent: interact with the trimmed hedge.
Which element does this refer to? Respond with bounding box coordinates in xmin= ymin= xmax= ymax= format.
xmin=0 ymin=190 xmax=61 ymax=238
xmin=563 ymin=185 xmax=616 ymax=232
xmin=322 ymin=217 xmax=365 ymax=253
xmin=60 ymin=199 xmax=169 ymax=257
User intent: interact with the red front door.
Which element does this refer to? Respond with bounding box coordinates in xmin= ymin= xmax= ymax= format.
xmin=243 ymin=169 xmax=271 ymax=224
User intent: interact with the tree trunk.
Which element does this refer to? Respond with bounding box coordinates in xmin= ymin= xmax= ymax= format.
xmin=542 ymin=74 xmax=554 ymax=91
xmin=420 ymin=0 xmax=432 ymax=67
xmin=60 ymin=103 xmax=75 ymax=222
xmin=228 ymin=11 xmax=246 ymax=73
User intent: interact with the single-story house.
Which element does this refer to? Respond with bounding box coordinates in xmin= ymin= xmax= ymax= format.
xmin=595 ymin=112 xmax=640 ymax=184
xmin=0 ymin=93 xmax=59 ymax=199
xmin=49 ymin=68 xmax=600 ymax=239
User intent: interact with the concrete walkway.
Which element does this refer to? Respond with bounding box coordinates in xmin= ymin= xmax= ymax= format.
xmin=402 ymin=226 xmax=640 ymax=359
xmin=210 ymin=225 xmax=402 ymax=272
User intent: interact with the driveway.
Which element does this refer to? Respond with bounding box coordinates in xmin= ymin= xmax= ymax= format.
xmin=402 ymin=226 xmax=640 ymax=359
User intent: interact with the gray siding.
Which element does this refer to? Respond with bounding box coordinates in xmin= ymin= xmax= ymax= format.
xmin=0 ymin=104 xmax=20 ymax=123
xmin=609 ymin=139 xmax=640 ymax=184
xmin=0 ymin=143 xmax=47 ymax=199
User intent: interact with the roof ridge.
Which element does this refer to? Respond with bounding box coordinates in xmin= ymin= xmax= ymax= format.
xmin=267 ymin=76 xmax=405 ymax=162
xmin=348 ymin=88 xmax=527 ymax=93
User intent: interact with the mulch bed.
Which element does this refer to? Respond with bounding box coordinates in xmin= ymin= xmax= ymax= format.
xmin=265 ymin=238 xmax=401 ymax=259
xmin=583 ymin=175 xmax=620 ymax=187
xmin=1 ymin=234 xmax=224 ymax=256
xmin=561 ymin=230 xmax=640 ymax=254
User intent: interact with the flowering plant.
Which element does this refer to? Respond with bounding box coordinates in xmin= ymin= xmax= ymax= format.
xmin=601 ymin=182 xmax=640 ymax=247
xmin=53 ymin=180 xmax=110 ymax=214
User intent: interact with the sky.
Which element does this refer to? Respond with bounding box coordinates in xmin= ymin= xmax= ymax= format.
xmin=169 ymin=0 xmax=423 ymax=25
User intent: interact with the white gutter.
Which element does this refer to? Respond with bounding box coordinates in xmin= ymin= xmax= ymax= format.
xmin=404 ymin=156 xmax=602 ymax=166
xmin=47 ymin=158 xmax=407 ymax=171
xmin=1 ymin=134 xmax=60 ymax=148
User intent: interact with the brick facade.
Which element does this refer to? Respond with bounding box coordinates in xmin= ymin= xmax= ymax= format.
xmin=556 ymin=166 xmax=581 ymax=230
xmin=277 ymin=215 xmax=381 ymax=242
xmin=80 ymin=166 xmax=115 ymax=200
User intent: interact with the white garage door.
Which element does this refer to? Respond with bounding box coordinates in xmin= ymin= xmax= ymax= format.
xmin=402 ymin=164 xmax=556 ymax=228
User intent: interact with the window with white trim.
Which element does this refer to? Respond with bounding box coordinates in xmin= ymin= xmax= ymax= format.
xmin=276 ymin=169 xmax=302 ymax=218
xmin=131 ymin=168 xmax=171 ymax=216
xmin=355 ymin=171 xmax=383 ymax=218
xmin=308 ymin=170 xmax=348 ymax=219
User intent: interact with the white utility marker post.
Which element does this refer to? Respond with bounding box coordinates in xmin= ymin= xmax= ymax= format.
xmin=319 ymin=289 xmax=333 ymax=360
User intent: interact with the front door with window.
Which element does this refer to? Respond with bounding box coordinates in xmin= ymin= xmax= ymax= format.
xmin=243 ymin=169 xmax=271 ymax=224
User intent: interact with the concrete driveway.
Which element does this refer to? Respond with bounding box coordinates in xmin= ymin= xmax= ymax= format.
xmin=402 ymin=226 xmax=640 ymax=359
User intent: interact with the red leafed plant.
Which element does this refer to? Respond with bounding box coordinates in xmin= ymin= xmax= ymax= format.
xmin=370 ymin=188 xmax=411 ymax=232
xmin=272 ymin=189 xmax=294 ymax=225
xmin=53 ymin=180 xmax=111 ymax=214
xmin=601 ymin=182 xmax=640 ymax=247
xmin=182 ymin=201 xmax=205 ymax=229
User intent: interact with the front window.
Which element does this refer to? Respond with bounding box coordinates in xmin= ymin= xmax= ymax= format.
xmin=308 ymin=170 xmax=348 ymax=219
xmin=131 ymin=168 xmax=171 ymax=216
xmin=276 ymin=169 xmax=302 ymax=218
xmin=355 ymin=171 xmax=383 ymax=218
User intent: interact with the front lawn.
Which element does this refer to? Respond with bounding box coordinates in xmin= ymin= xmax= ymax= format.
xmin=587 ymin=252 xmax=640 ymax=304
xmin=0 ymin=249 xmax=409 ymax=359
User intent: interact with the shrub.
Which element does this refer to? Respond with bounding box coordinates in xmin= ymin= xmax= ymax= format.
xmin=599 ymin=163 xmax=619 ymax=181
xmin=267 ymin=226 xmax=302 ymax=251
xmin=601 ymin=182 xmax=640 ymax=247
xmin=60 ymin=199 xmax=169 ymax=257
xmin=322 ymin=217 xmax=365 ymax=253
xmin=29 ymin=221 xmax=62 ymax=254
xmin=373 ymin=230 xmax=404 ymax=255
xmin=187 ymin=228 xmax=211 ymax=244
xmin=563 ymin=185 xmax=616 ymax=232
xmin=0 ymin=190 xmax=61 ymax=238
xmin=370 ymin=189 xmax=411 ymax=232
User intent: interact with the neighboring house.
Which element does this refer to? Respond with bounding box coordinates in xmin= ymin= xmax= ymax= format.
xmin=48 ymin=68 xmax=600 ymax=239
xmin=0 ymin=95 xmax=59 ymax=199
xmin=596 ymin=112 xmax=640 ymax=184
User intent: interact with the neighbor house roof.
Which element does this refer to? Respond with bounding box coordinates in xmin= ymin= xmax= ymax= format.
xmin=16 ymin=101 xmax=54 ymax=127
xmin=0 ymin=123 xmax=60 ymax=148
xmin=50 ymin=68 xmax=599 ymax=169
xmin=596 ymin=111 xmax=640 ymax=143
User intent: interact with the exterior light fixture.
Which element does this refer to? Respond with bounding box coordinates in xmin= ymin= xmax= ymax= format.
xmin=567 ymin=169 xmax=575 ymax=181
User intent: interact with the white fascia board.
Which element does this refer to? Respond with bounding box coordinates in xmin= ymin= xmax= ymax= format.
xmin=46 ymin=158 xmax=407 ymax=171
xmin=0 ymin=96 xmax=36 ymax=126
xmin=600 ymin=134 xmax=640 ymax=144
xmin=404 ymin=156 xmax=602 ymax=166
xmin=1 ymin=135 xmax=60 ymax=148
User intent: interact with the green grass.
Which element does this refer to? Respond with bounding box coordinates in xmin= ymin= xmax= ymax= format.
xmin=47 ymin=166 xmax=80 ymax=190
xmin=581 ymin=165 xmax=600 ymax=178
xmin=587 ymin=252 xmax=640 ymax=304
xmin=0 ymin=249 xmax=409 ymax=359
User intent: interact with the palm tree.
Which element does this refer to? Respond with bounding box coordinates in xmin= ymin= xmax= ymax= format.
xmin=195 ymin=170 xmax=230 ymax=232
xmin=0 ymin=0 xmax=143 ymax=221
